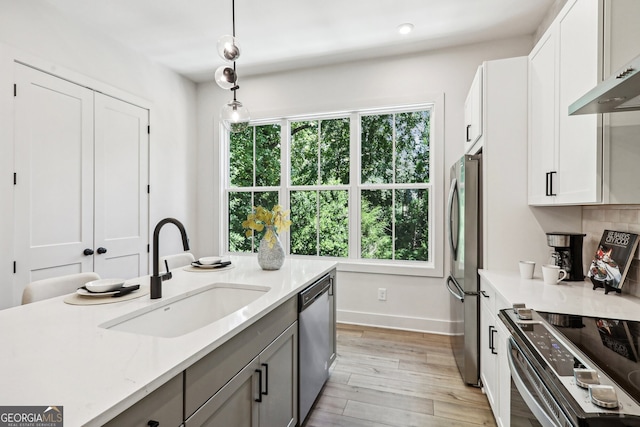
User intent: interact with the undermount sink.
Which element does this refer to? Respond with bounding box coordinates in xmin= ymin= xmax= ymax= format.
xmin=101 ymin=283 xmax=269 ymax=338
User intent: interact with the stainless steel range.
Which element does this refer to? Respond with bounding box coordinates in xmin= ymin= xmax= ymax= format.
xmin=499 ymin=307 xmax=640 ymax=426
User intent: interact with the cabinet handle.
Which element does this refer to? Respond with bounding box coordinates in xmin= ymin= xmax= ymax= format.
xmin=489 ymin=326 xmax=498 ymax=355
xmin=261 ymin=363 xmax=269 ymax=396
xmin=97 ymin=247 xmax=107 ymax=254
xmin=329 ymin=276 xmax=334 ymax=296
xmin=466 ymin=124 xmax=471 ymax=142
xmin=147 ymin=421 xmax=159 ymax=427
xmin=545 ymin=172 xmax=550 ymax=196
xmin=83 ymin=248 xmax=94 ymax=256
xmin=480 ymin=290 xmax=489 ymax=298
xmin=255 ymin=369 xmax=263 ymax=402
xmin=545 ymin=171 xmax=557 ymax=197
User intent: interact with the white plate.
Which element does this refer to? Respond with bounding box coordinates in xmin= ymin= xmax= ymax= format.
xmin=76 ymin=288 xmax=119 ymax=297
xmin=191 ymin=262 xmax=224 ymax=269
xmin=198 ymin=256 xmax=222 ymax=265
xmin=84 ymin=278 xmax=125 ymax=293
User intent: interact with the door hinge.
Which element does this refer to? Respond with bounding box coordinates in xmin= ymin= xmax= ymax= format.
xmin=13 ymin=261 xmax=16 ymax=274
xmin=13 ymin=84 xmax=16 ymax=97
xmin=13 ymin=173 xmax=16 ymax=185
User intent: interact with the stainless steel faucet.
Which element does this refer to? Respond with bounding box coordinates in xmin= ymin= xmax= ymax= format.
xmin=150 ymin=218 xmax=190 ymax=299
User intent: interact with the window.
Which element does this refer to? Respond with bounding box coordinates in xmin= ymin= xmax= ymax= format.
xmin=289 ymin=118 xmax=350 ymax=257
xmin=228 ymin=123 xmax=281 ymax=252
xmin=360 ymin=111 xmax=430 ymax=261
xmin=224 ymin=104 xmax=435 ymax=268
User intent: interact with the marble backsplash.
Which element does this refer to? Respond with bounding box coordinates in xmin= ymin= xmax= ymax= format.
xmin=582 ymin=206 xmax=640 ymax=297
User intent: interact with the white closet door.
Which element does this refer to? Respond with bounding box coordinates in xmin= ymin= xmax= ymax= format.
xmin=94 ymin=93 xmax=149 ymax=279
xmin=13 ymin=63 xmax=95 ymax=286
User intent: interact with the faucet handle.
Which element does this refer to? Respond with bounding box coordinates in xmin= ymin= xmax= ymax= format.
xmin=161 ymin=259 xmax=173 ymax=281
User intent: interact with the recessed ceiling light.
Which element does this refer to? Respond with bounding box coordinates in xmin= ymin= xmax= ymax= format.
xmin=397 ymin=23 xmax=414 ymax=35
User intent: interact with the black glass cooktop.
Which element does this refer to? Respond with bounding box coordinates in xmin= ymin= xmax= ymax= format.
xmin=539 ymin=311 xmax=640 ymax=404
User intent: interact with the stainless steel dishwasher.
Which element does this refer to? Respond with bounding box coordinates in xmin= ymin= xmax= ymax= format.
xmin=298 ymin=272 xmax=335 ymax=425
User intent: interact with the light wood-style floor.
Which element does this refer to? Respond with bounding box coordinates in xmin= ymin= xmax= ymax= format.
xmin=304 ymin=323 xmax=497 ymax=427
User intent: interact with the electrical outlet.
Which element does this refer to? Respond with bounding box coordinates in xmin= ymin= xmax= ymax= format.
xmin=378 ymin=287 xmax=387 ymax=301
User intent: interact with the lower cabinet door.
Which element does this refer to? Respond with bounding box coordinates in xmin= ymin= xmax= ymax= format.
xmin=185 ymin=358 xmax=260 ymax=427
xmin=258 ymin=322 xmax=298 ymax=427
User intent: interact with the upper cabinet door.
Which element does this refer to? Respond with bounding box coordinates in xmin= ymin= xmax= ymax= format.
xmin=528 ymin=30 xmax=558 ymax=205
xmin=555 ymin=0 xmax=601 ymax=204
xmin=464 ymin=66 xmax=483 ymax=154
xmin=528 ymin=0 xmax=601 ymax=206
xmin=13 ymin=63 xmax=95 ymax=288
xmin=93 ymin=93 xmax=149 ymax=279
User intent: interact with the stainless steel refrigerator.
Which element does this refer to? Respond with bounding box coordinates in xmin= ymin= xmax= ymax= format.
xmin=446 ymin=153 xmax=482 ymax=387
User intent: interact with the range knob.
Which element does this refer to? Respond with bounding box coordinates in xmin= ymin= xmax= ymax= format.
xmin=589 ymin=384 xmax=619 ymax=409
xmin=516 ymin=308 xmax=533 ymax=320
xmin=574 ymin=368 xmax=599 ymax=388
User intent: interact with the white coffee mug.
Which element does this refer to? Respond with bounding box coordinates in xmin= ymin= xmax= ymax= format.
xmin=542 ymin=264 xmax=567 ymax=285
xmin=519 ymin=261 xmax=535 ymax=279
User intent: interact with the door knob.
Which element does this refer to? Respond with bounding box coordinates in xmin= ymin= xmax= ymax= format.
xmin=97 ymin=247 xmax=107 ymax=254
xmin=83 ymin=248 xmax=94 ymax=256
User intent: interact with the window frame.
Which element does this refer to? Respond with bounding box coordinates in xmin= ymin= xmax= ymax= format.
xmin=220 ymin=95 xmax=444 ymax=278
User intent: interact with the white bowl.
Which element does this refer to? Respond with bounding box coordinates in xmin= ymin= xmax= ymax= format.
xmin=85 ymin=278 xmax=125 ymax=293
xmin=199 ymin=257 xmax=222 ymax=265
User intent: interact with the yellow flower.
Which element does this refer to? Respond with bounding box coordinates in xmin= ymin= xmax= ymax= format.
xmin=242 ymin=204 xmax=292 ymax=247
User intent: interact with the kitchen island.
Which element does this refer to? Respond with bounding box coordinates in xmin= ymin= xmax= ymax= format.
xmin=0 ymin=256 xmax=336 ymax=426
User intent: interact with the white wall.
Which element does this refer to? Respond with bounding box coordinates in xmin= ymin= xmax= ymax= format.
xmin=0 ymin=0 xmax=198 ymax=308
xmin=196 ymin=36 xmax=536 ymax=333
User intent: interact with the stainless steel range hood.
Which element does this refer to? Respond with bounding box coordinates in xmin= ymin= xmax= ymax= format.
xmin=569 ymin=52 xmax=640 ymax=115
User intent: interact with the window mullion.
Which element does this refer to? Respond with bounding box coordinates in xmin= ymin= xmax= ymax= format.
xmin=391 ymin=114 xmax=397 ymax=260
xmin=316 ymin=121 xmax=321 ymax=256
xmin=351 ymin=112 xmax=360 ymax=260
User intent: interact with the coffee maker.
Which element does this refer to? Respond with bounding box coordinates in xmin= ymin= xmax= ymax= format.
xmin=546 ymin=232 xmax=586 ymax=281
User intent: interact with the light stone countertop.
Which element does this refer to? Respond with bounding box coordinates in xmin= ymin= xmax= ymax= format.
xmin=479 ymin=269 xmax=640 ymax=321
xmin=0 ymin=256 xmax=336 ymax=426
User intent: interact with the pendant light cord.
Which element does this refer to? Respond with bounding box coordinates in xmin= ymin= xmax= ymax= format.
xmin=231 ymin=0 xmax=238 ymax=99
xmin=232 ymin=0 xmax=236 ymax=38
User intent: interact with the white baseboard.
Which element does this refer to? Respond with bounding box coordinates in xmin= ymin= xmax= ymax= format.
xmin=337 ymin=309 xmax=460 ymax=335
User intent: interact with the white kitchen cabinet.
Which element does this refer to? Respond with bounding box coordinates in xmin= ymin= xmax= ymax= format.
xmin=480 ymin=276 xmax=509 ymax=427
xmin=528 ymin=0 xmax=600 ymax=205
xmin=464 ymin=65 xmax=483 ymax=154
xmin=496 ymin=318 xmax=511 ymax=427
xmin=528 ymin=0 xmax=640 ymax=206
xmin=13 ymin=62 xmax=149 ymax=296
xmin=528 ymin=30 xmax=557 ymax=205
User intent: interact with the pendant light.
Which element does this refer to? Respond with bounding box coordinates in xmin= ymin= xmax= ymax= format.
xmin=217 ymin=0 xmax=250 ymax=133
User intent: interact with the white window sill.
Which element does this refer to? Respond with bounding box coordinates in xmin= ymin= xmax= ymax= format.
xmin=336 ymin=260 xmax=442 ymax=278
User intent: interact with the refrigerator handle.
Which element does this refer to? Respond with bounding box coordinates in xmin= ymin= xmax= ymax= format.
xmin=447 ymin=178 xmax=458 ymax=258
xmin=446 ymin=276 xmax=464 ymax=302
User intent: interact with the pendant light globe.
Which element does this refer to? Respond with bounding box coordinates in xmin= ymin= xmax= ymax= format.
xmin=214 ymin=65 xmax=237 ymax=89
xmin=221 ymin=99 xmax=250 ymax=133
xmin=217 ymin=35 xmax=241 ymax=62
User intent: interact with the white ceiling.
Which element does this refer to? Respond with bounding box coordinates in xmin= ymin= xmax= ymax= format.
xmin=42 ymin=0 xmax=555 ymax=83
